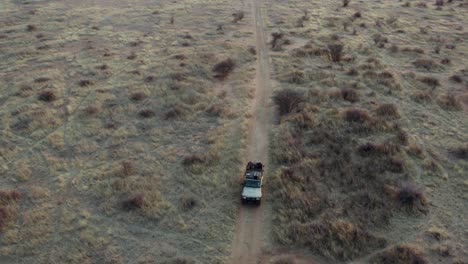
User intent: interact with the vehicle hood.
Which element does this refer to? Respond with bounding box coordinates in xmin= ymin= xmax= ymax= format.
xmin=242 ymin=187 xmax=262 ymax=198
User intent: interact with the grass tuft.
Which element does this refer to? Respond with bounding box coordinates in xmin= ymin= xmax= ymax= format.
xmin=396 ymin=182 xmax=427 ymax=210
xmin=376 ymin=103 xmax=400 ymax=118
xmin=343 ymin=108 xmax=371 ymax=123
xmin=122 ymin=194 xmax=145 ymax=210
xmin=327 ymin=43 xmax=344 ymax=62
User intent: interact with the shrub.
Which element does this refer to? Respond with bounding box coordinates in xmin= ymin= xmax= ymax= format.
xmin=273 ymin=89 xmax=306 ymax=116
xmin=84 ymin=106 xmax=99 ymax=116
xmin=180 ymin=194 xmax=198 ymax=211
xmin=450 ymin=145 xmax=468 ymax=160
xmin=121 ymin=161 xmax=134 ymax=176
xmin=0 ymin=207 xmax=12 ymax=231
xmin=437 ymin=93 xmax=462 ymax=111
xmin=371 ymin=244 xmax=428 ymax=264
xmin=182 ymin=154 xmax=206 ymax=166
xmin=138 ymin=109 xmax=155 ymax=118
xmin=343 ymin=0 xmax=350 ymax=7
xmin=412 ymin=59 xmax=438 ymax=70
xmin=396 ymin=182 xmax=427 ymax=210
xmin=122 ymin=194 xmax=145 ymax=210
xmin=213 ymin=59 xmax=235 ymax=79
xmin=418 ymin=76 xmax=440 ymax=87
xmin=78 ymin=79 xmax=94 ymax=87
xmin=34 ymin=77 xmax=50 ymax=83
xmin=0 ymin=190 xmax=21 ymax=203
xmin=144 ymin=76 xmax=156 ymax=83
xmin=129 ymin=92 xmax=147 ymax=101
xmin=232 ymin=11 xmax=244 ymax=23
xmin=341 ymin=88 xmax=359 ymax=103
xmin=164 ymin=105 xmax=185 ymax=120
xmin=435 ymin=0 xmax=444 ymax=6
xmin=37 ymin=90 xmax=56 ymax=102
xmin=449 ymin=75 xmax=463 ymax=83
xmin=376 ymin=103 xmax=400 ymax=118
xmin=327 ymin=43 xmax=344 ymax=62
xmin=343 ymin=108 xmax=371 ymax=123
xmin=26 ymin=24 xmax=37 ymax=31
xmin=271 ymin=32 xmax=286 ymax=51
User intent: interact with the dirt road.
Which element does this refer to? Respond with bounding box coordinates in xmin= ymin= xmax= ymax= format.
xmin=230 ymin=0 xmax=273 ymax=262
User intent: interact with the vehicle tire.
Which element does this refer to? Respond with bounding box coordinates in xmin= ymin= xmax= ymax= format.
xmin=256 ymin=200 xmax=261 ymax=206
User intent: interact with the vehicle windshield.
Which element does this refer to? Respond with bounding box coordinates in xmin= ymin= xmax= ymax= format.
xmin=244 ymin=180 xmax=261 ymax=188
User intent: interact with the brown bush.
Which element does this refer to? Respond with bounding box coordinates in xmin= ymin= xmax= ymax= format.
xmin=144 ymin=76 xmax=156 ymax=83
xmin=437 ymin=93 xmax=462 ymax=111
xmin=371 ymin=244 xmax=428 ymax=264
xmin=435 ymin=0 xmax=444 ymax=6
xmin=450 ymin=145 xmax=468 ymax=160
xmin=271 ymin=32 xmax=284 ymax=50
xmin=418 ymin=76 xmax=440 ymax=87
xmin=121 ymin=161 xmax=134 ymax=176
xmin=341 ymin=89 xmax=359 ymax=103
xmin=122 ymin=194 xmax=145 ymax=210
xmin=26 ymin=24 xmax=37 ymax=31
xmin=376 ymin=103 xmax=400 ymax=118
xmin=78 ymin=79 xmax=94 ymax=87
xmin=0 ymin=190 xmax=21 ymax=203
xmin=37 ymin=90 xmax=56 ymax=102
xmin=327 ymin=43 xmax=344 ymax=62
xmin=273 ymin=89 xmax=306 ymax=116
xmin=396 ymin=182 xmax=427 ymax=211
xmin=449 ymin=75 xmax=463 ymax=83
xmin=180 ymin=194 xmax=198 ymax=211
xmin=84 ymin=106 xmax=99 ymax=116
xmin=164 ymin=105 xmax=185 ymax=120
xmin=34 ymin=77 xmax=50 ymax=83
xmin=138 ymin=109 xmax=155 ymax=118
xmin=412 ymin=59 xmax=438 ymax=70
xmin=182 ymin=153 xmax=206 ymax=166
xmin=232 ymin=11 xmax=244 ymax=23
xmin=213 ymin=58 xmax=235 ymax=79
xmin=343 ymin=108 xmax=371 ymax=123
xmin=129 ymin=92 xmax=147 ymax=101
xmin=343 ymin=0 xmax=350 ymax=7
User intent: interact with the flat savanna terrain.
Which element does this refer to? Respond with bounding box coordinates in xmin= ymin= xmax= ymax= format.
xmin=0 ymin=0 xmax=467 ymax=264
xmin=0 ymin=0 xmax=255 ymax=263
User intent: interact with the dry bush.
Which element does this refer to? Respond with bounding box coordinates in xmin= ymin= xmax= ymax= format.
xmin=412 ymin=59 xmax=438 ymax=70
xmin=273 ymin=88 xmax=306 ymax=116
xmin=343 ymin=108 xmax=371 ymax=123
xmin=418 ymin=76 xmax=440 ymax=87
xmin=26 ymin=24 xmax=37 ymax=31
xmin=213 ymin=58 xmax=235 ymax=79
xmin=180 ymin=194 xmax=198 ymax=211
xmin=34 ymin=77 xmax=50 ymax=83
xmin=138 ymin=109 xmax=155 ymax=118
xmin=371 ymin=244 xmax=428 ymax=264
xmin=271 ymin=32 xmax=287 ymax=51
xmin=37 ymin=90 xmax=56 ymax=102
xmin=78 ymin=79 xmax=94 ymax=87
xmin=232 ymin=11 xmax=244 ymax=23
xmin=144 ymin=76 xmax=156 ymax=83
xmin=411 ymin=91 xmax=433 ymax=103
xmin=376 ymin=103 xmax=400 ymax=118
xmin=450 ymin=145 xmax=468 ymax=160
xmin=84 ymin=106 xmax=99 ymax=116
xmin=164 ymin=105 xmax=185 ymax=120
xmin=449 ymin=75 xmax=463 ymax=83
xmin=129 ymin=92 xmax=147 ymax=101
xmin=121 ymin=161 xmax=134 ymax=177
xmin=182 ymin=153 xmax=207 ymax=166
xmin=435 ymin=0 xmax=444 ymax=6
xmin=0 ymin=207 xmax=14 ymax=231
xmin=122 ymin=194 xmax=145 ymax=210
xmin=327 ymin=43 xmax=344 ymax=62
xmin=206 ymin=103 xmax=228 ymax=117
xmin=396 ymin=182 xmax=427 ymax=212
xmin=437 ymin=93 xmax=462 ymax=111
xmin=340 ymin=89 xmax=359 ymax=103
xmin=0 ymin=190 xmax=21 ymax=203
xmin=343 ymin=0 xmax=351 ymax=7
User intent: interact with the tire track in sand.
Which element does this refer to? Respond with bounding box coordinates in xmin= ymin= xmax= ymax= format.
xmin=231 ymin=0 xmax=272 ymax=262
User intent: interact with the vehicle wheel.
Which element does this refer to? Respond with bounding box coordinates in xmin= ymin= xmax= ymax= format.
xmin=257 ymin=200 xmax=261 ymax=205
